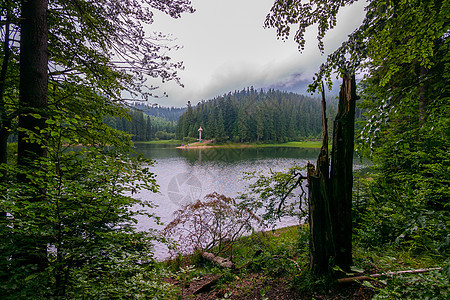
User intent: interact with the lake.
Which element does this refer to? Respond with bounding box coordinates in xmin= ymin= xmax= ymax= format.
xmin=132 ymin=143 xmax=363 ymax=260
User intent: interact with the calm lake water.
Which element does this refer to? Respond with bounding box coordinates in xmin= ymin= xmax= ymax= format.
xmin=132 ymin=143 xmax=363 ymax=260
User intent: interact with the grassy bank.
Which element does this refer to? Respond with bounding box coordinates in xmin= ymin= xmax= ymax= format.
xmin=135 ymin=139 xmax=182 ymax=145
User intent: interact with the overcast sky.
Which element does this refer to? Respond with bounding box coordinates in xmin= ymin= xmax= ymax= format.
xmin=146 ymin=0 xmax=367 ymax=107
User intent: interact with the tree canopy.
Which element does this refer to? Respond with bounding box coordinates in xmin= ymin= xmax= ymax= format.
xmin=0 ymin=0 xmax=194 ymax=297
xmin=266 ymin=0 xmax=449 ymax=90
xmin=265 ymin=0 xmax=449 ymax=271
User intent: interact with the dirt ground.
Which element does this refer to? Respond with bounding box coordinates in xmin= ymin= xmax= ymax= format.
xmin=166 ymin=273 xmax=377 ymax=299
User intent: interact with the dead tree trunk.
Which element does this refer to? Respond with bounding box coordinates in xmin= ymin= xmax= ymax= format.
xmin=308 ymin=73 xmax=357 ymax=274
xmin=330 ymin=72 xmax=357 ymax=269
xmin=308 ymin=82 xmax=335 ymax=274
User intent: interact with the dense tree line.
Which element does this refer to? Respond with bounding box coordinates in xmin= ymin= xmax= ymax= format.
xmin=177 ymin=88 xmax=337 ymax=143
xmin=104 ymin=107 xmax=177 ymax=141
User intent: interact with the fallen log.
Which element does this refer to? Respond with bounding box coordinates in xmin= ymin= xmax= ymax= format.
xmin=201 ymin=251 xmax=234 ymax=268
xmin=338 ymin=267 xmax=442 ymax=284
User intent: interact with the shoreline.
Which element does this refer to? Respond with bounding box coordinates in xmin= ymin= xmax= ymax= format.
xmin=175 ymin=143 xmax=253 ymax=149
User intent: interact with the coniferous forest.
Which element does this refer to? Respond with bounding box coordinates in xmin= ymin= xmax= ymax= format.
xmin=104 ymin=104 xmax=184 ymax=141
xmin=176 ymin=88 xmax=337 ymax=143
xmin=106 ymin=89 xmax=338 ymax=143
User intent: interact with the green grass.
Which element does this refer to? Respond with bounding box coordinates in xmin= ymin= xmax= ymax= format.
xmin=165 ymin=224 xmax=445 ymax=295
xmin=134 ymin=139 xmax=182 ymax=145
xmin=218 ymin=141 xmax=325 ymax=149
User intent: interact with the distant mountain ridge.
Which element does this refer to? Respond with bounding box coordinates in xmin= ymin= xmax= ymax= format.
xmin=129 ymin=102 xmax=186 ymax=122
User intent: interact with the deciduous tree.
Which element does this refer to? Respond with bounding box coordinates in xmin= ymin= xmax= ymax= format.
xmin=1 ymin=0 xmax=194 ymax=297
xmin=264 ymin=0 xmax=449 ymax=274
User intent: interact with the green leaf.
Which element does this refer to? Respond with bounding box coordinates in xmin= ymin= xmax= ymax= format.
xmin=30 ymin=113 xmax=42 ymax=119
xmin=362 ymin=281 xmax=375 ymax=288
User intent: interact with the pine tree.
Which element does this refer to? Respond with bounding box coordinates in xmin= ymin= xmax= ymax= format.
xmin=146 ymin=116 xmax=153 ymax=140
xmin=215 ymin=108 xmax=226 ymax=143
xmin=237 ymin=105 xmax=249 ymax=142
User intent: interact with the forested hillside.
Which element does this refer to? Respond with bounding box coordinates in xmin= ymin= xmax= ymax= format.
xmin=177 ymin=88 xmax=337 ymax=143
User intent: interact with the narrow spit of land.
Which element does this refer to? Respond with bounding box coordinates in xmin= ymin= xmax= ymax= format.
xmin=138 ymin=140 xmax=325 ymax=149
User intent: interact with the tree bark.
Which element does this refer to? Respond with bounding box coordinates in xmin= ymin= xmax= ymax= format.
xmin=18 ymin=0 xmax=48 ymax=167
xmin=0 ymin=18 xmax=11 ymax=168
xmin=201 ymin=251 xmax=234 ymax=269
xmin=17 ymin=0 xmax=49 ymax=271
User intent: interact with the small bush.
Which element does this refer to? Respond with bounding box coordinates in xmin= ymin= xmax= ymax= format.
xmin=163 ymin=193 xmax=260 ymax=257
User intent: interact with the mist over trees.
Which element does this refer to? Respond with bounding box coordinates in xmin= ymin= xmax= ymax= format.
xmin=176 ymin=88 xmax=337 ymax=143
xmin=130 ymin=103 xmax=186 ymax=122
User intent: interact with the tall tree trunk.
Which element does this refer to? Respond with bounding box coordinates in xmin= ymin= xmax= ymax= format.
xmin=308 ymin=74 xmax=357 ymax=274
xmin=1 ymin=17 xmax=12 ymax=221
xmin=0 ymin=18 xmax=11 ymax=168
xmin=18 ymin=0 xmax=48 ymax=167
xmin=17 ymin=0 xmax=49 ymax=271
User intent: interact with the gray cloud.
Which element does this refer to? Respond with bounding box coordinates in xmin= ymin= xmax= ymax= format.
xmin=143 ymin=0 xmax=366 ymax=107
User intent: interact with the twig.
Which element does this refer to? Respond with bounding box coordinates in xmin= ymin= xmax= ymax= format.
xmin=273 ymin=255 xmax=302 ymax=272
xmin=277 ymin=173 xmax=307 ymax=214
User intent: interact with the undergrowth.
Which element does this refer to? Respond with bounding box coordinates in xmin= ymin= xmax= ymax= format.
xmin=163 ymin=225 xmax=448 ymax=299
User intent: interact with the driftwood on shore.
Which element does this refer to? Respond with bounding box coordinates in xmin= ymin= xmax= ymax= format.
xmin=337 ymin=267 xmax=442 ymax=284
xmin=201 ymin=252 xmax=234 ymax=268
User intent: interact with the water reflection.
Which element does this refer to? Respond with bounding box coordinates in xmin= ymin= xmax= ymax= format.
xmin=131 ymin=143 xmax=364 ymax=260
xmin=134 ymin=143 xmax=319 ymax=163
